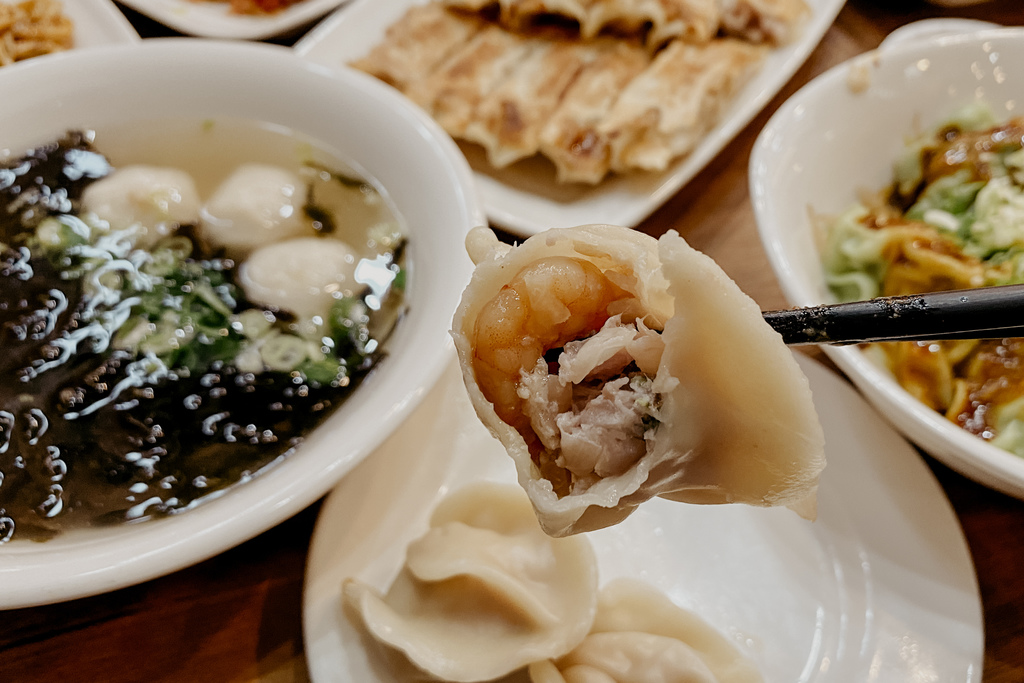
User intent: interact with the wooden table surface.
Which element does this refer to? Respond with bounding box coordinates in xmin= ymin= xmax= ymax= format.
xmin=4 ymin=0 xmax=1024 ymax=681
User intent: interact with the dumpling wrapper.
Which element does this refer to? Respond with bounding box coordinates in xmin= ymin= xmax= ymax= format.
xmin=600 ymin=38 xmax=766 ymax=174
xmin=343 ymin=482 xmax=598 ymax=682
xmin=529 ymin=579 xmax=763 ymax=683
xmin=583 ymin=0 xmax=721 ymax=46
xmin=445 ymin=0 xmax=720 ymax=46
xmin=349 ymin=3 xmax=486 ymax=91
xmin=404 ymin=25 xmax=538 ymax=139
xmin=463 ymin=40 xmax=597 ymax=169
xmin=538 ymin=40 xmax=651 ymax=184
xmin=719 ymin=0 xmax=809 ymax=45
xmin=451 ymin=225 xmax=825 ymax=537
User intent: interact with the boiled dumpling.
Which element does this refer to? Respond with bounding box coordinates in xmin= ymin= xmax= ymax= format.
xmin=237 ymin=236 xmax=359 ymax=320
xmin=343 ymin=482 xmax=598 ymax=682
xmin=451 ymin=225 xmax=826 ymax=537
xmin=80 ymin=164 xmax=200 ymax=249
xmin=529 ymin=579 xmax=762 ymax=683
xmin=199 ymin=163 xmax=311 ymax=256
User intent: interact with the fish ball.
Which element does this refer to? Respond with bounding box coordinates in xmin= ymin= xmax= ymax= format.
xmin=81 ymin=165 xmax=200 ymax=249
xmin=200 ymin=164 xmax=312 ymax=256
xmin=238 ymin=237 xmax=360 ymax=320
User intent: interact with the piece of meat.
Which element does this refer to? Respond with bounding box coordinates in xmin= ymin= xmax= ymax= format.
xmin=557 ymin=376 xmax=652 ymax=478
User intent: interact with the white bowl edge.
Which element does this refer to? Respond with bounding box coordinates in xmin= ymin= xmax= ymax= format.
xmin=750 ymin=26 xmax=1024 ymax=499
xmin=0 ymin=39 xmax=486 ymax=608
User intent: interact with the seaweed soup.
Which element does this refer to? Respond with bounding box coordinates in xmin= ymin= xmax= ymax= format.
xmin=0 ymin=119 xmax=407 ymax=542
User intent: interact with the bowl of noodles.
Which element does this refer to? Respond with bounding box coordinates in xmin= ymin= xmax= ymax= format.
xmin=750 ymin=24 xmax=1024 ymax=499
xmin=0 ymin=38 xmax=484 ymax=607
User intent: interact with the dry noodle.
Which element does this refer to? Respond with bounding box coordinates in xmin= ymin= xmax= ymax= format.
xmin=822 ymin=103 xmax=1024 ymax=455
xmin=0 ymin=0 xmax=72 ymax=67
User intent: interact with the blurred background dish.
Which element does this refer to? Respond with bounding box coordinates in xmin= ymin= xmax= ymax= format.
xmin=751 ymin=24 xmax=1024 ymax=500
xmin=0 ymin=0 xmax=138 ymax=62
xmin=0 ymin=38 xmax=483 ymax=609
xmin=295 ymin=0 xmax=845 ymax=237
xmin=116 ymin=0 xmax=349 ymax=40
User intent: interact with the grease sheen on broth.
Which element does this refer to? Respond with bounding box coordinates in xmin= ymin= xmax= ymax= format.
xmin=0 ymin=119 xmax=407 ymax=542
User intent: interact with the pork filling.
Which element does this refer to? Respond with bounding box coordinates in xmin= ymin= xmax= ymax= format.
xmin=518 ymin=315 xmax=665 ymax=493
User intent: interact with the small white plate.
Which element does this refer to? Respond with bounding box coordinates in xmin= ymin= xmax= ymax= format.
xmin=116 ymin=0 xmax=349 ymax=40
xmin=57 ymin=0 xmax=140 ymax=48
xmin=303 ymin=354 xmax=983 ymax=683
xmin=293 ymin=0 xmax=845 ymax=237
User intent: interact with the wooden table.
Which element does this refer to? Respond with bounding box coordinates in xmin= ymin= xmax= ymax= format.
xmin=4 ymin=0 xmax=1024 ymax=680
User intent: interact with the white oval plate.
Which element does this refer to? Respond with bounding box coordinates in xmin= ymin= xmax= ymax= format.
xmin=303 ymin=354 xmax=982 ymax=683
xmin=294 ymin=0 xmax=845 ymax=237
xmin=116 ymin=0 xmax=348 ymax=40
xmin=750 ymin=26 xmax=1024 ymax=500
xmin=0 ymin=40 xmax=484 ymax=609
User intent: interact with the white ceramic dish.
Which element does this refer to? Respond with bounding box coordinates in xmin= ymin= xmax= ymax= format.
xmin=116 ymin=0 xmax=348 ymax=40
xmin=63 ymin=0 xmax=140 ymax=47
xmin=0 ymin=39 xmax=484 ymax=609
xmin=303 ymin=354 xmax=982 ymax=683
xmin=294 ymin=0 xmax=845 ymax=237
xmin=750 ymin=24 xmax=1024 ymax=499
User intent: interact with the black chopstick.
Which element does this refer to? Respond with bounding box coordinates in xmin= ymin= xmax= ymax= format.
xmin=763 ymin=283 xmax=1024 ymax=346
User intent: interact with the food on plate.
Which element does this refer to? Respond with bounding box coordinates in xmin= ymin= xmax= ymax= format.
xmin=598 ymin=37 xmax=764 ymax=174
xmin=189 ymin=0 xmax=306 ymax=14
xmin=405 ymin=24 xmax=537 ymax=140
xmin=444 ymin=0 xmax=720 ymax=47
xmin=718 ymin=0 xmax=809 ymax=44
xmin=0 ymin=120 xmax=406 ymax=542
xmin=351 ymin=0 xmax=789 ymax=184
xmin=0 ymin=0 xmax=72 ymax=67
xmin=343 ymin=482 xmax=765 ymax=682
xmin=343 ymin=482 xmax=598 ymax=682
xmin=529 ymin=579 xmax=762 ymax=683
xmin=349 ymin=2 xmax=486 ymax=92
xmin=462 ymin=38 xmax=600 ymax=169
xmin=451 ymin=225 xmax=825 ymax=537
xmin=443 ymin=0 xmax=806 ymax=46
xmin=537 ymin=40 xmax=650 ymax=184
xmin=821 ymin=102 xmax=1024 ymax=458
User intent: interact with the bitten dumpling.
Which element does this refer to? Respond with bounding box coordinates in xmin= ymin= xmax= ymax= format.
xmin=529 ymin=579 xmax=763 ymax=683
xmin=343 ymin=482 xmax=598 ymax=682
xmin=451 ymin=225 xmax=825 ymax=537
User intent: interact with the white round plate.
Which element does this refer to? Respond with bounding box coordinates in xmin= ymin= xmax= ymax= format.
xmin=303 ymin=353 xmax=983 ymax=683
xmin=116 ymin=0 xmax=349 ymax=40
xmin=750 ymin=25 xmax=1024 ymax=501
xmin=294 ymin=0 xmax=845 ymax=237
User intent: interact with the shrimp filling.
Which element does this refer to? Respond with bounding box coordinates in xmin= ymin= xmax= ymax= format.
xmin=471 ymin=256 xmax=667 ymax=496
xmin=518 ymin=316 xmax=665 ymax=493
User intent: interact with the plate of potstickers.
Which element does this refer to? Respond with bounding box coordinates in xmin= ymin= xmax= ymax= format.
xmin=115 ymin=0 xmax=348 ymax=40
xmin=0 ymin=0 xmax=138 ymax=66
xmin=295 ymin=0 xmax=845 ymax=235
